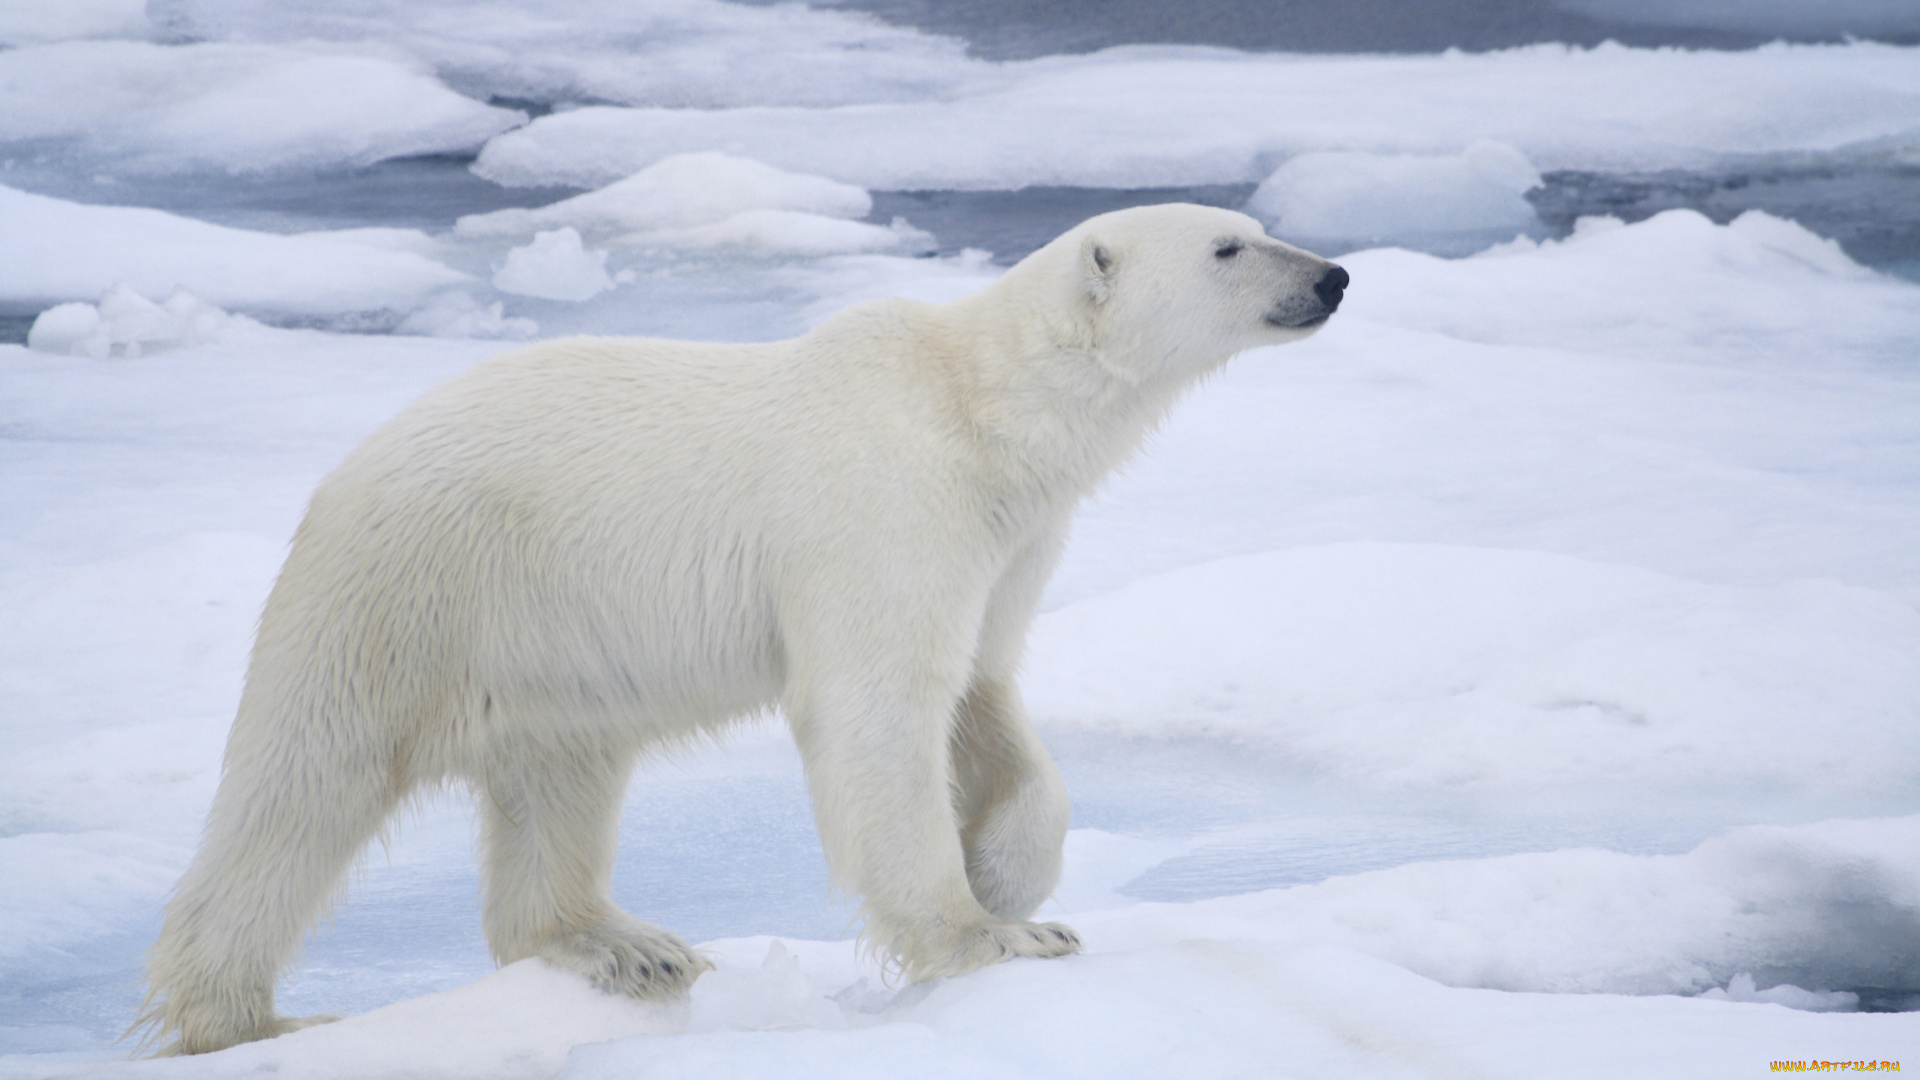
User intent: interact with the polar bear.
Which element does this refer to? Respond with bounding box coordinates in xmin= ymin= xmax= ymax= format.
xmin=140 ymin=203 xmax=1346 ymax=1054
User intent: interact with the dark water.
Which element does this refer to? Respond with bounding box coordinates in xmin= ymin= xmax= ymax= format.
xmin=873 ymin=166 xmax=1920 ymax=277
xmin=791 ymin=0 xmax=1920 ymax=58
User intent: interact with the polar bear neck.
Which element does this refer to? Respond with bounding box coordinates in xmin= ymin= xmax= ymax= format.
xmin=930 ymin=275 xmax=1224 ymax=503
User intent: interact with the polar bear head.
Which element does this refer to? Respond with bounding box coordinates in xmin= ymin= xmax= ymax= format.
xmin=1024 ymin=203 xmax=1347 ymax=385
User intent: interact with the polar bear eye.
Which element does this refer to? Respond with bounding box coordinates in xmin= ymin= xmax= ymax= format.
xmin=1214 ymin=240 xmax=1243 ymax=259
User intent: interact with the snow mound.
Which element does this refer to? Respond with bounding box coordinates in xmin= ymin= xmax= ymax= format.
xmin=1248 ymin=140 xmax=1543 ymax=250
xmin=470 ymin=42 xmax=1920 ymax=190
xmin=89 ymin=961 xmax=678 ymax=1079
xmin=146 ymin=0 xmax=977 ymax=110
xmin=1095 ymin=816 xmax=1920 ymax=1000
xmin=0 ymin=40 xmax=525 ymax=175
xmin=456 ymin=153 xmax=873 ymax=240
xmin=1027 ymin=543 xmax=1920 ymax=792
xmin=492 ymin=228 xmax=617 ymax=302
xmin=0 ymin=185 xmax=471 ymax=318
xmin=26 ymin=285 xmax=256 ymax=358
xmin=1340 ymin=209 xmax=1918 ymax=361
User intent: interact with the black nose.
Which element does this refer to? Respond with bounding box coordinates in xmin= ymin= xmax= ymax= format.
xmin=1314 ymin=265 xmax=1349 ymax=310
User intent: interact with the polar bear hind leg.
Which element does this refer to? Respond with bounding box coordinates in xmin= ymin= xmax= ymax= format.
xmin=140 ymin=656 xmax=400 ymax=1054
xmin=476 ymin=722 xmax=707 ymax=995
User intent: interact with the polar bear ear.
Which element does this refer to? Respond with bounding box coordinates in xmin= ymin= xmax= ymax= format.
xmin=1079 ymin=235 xmax=1117 ymax=304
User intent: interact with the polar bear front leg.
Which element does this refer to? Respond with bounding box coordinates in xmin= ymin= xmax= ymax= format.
xmin=952 ymin=678 xmax=1072 ymax=921
xmin=786 ymin=668 xmax=1079 ymax=983
xmin=477 ymin=726 xmax=707 ymax=997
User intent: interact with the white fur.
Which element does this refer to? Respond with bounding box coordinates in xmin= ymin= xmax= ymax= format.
xmin=140 ymin=204 xmax=1343 ymax=1054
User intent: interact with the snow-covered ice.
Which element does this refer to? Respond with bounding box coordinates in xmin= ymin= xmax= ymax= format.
xmin=145 ymin=0 xmax=980 ymax=110
xmin=457 ymin=155 xmax=927 ymax=258
xmin=0 ymin=186 xmax=471 ymax=321
xmin=470 ymin=42 xmax=1920 ymax=191
xmin=4 ymin=3 xmax=1919 ymax=1076
xmin=0 ymin=41 xmax=525 ymax=176
xmin=455 ymin=154 xmax=874 ymax=241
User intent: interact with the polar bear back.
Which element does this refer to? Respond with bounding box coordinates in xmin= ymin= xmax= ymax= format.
xmin=271 ymin=301 xmax=1001 ymax=749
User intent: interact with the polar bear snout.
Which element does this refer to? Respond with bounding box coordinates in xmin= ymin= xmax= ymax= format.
xmin=1264 ymin=261 xmax=1348 ymax=329
xmin=1314 ymin=265 xmax=1349 ymax=311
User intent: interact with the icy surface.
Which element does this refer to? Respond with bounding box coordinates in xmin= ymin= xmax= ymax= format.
xmin=145 ymin=0 xmax=979 ymax=109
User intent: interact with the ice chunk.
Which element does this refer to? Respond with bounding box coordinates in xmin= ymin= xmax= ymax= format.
xmin=1324 ymin=209 xmax=1915 ymax=370
xmin=395 ymin=292 xmax=539 ymax=340
xmin=0 ymin=185 xmax=471 ymax=318
xmin=631 ymin=212 xmax=934 ymax=258
xmin=23 ymin=303 xmax=106 ymax=358
xmin=26 ymin=285 xmax=254 ymax=358
xmin=456 ymin=153 xmax=873 ymax=241
xmin=492 ymin=228 xmax=616 ymax=302
xmin=0 ymin=40 xmax=526 ymax=175
xmin=1247 ymin=141 xmax=1543 ymax=248
xmin=1698 ymin=973 xmax=1859 ymax=1012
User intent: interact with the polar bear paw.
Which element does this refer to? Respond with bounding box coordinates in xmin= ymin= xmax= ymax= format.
xmin=911 ymin=919 xmax=1082 ymax=981
xmin=150 ymin=1011 xmax=341 ymax=1056
xmin=536 ymin=913 xmax=711 ymax=999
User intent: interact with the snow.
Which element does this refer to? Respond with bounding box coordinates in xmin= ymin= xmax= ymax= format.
xmin=470 ymin=42 xmax=1920 ymax=191
xmin=5 ymin=8 xmax=1920 ymax=1076
xmin=1026 ymin=544 xmax=1920 ymax=791
xmin=0 ymin=41 xmax=526 ymax=175
xmin=0 ymin=186 xmax=472 ymax=320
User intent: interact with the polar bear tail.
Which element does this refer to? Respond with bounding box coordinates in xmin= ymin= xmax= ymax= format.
xmin=136 ymin=574 xmax=416 ymax=1055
